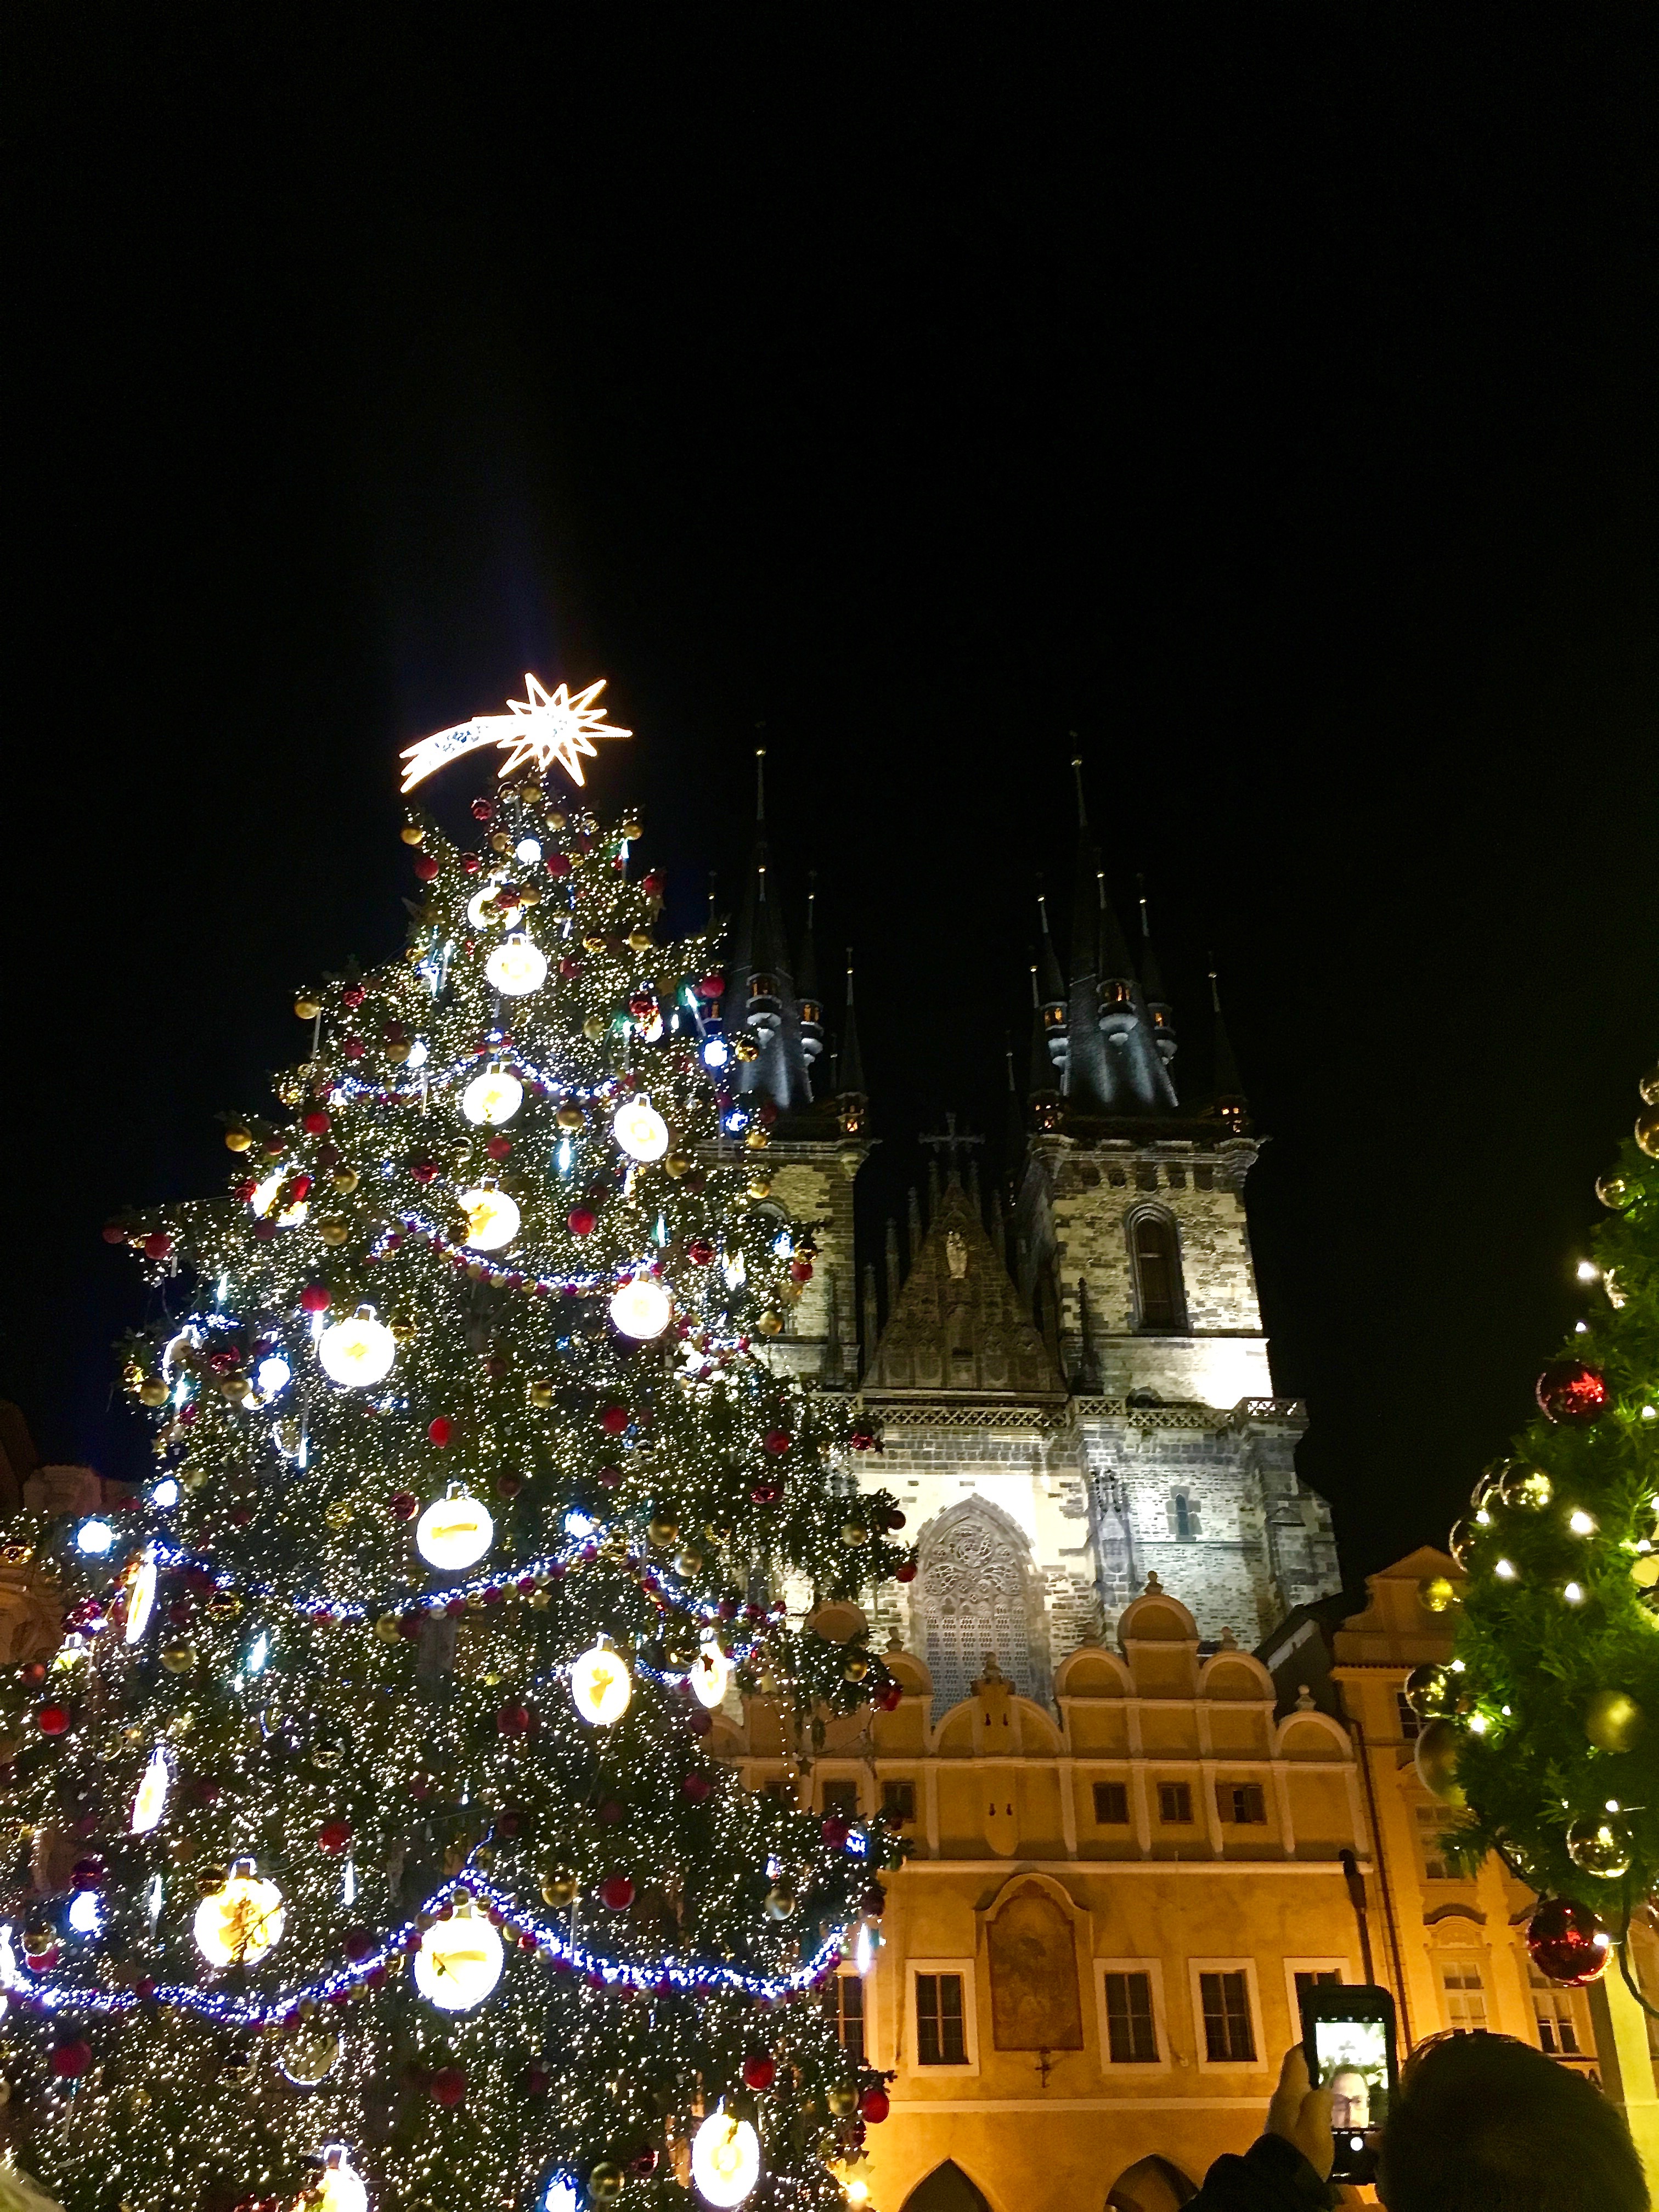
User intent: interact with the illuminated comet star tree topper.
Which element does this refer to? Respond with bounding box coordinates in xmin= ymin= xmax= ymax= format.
xmin=399 ymin=673 xmax=632 ymax=792
xmin=0 ymin=693 xmax=907 ymax=2210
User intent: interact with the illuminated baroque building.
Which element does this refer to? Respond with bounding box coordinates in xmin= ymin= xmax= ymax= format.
xmin=713 ymin=759 xmax=1659 ymax=2210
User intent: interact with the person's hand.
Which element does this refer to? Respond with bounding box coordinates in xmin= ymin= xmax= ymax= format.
xmin=1266 ymin=2044 xmax=1336 ymax=2181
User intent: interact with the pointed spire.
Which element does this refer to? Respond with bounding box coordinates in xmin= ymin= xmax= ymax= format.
xmin=1094 ymin=864 xmax=1140 ymax=1039
xmin=835 ymin=949 xmax=866 ymax=1135
xmin=907 ymin=1184 xmax=923 ymax=1251
xmin=1035 ymin=886 xmax=1068 ymax=1076
xmin=1005 ymin=1032 xmax=1028 ymax=1172
xmin=1137 ymin=876 xmax=1177 ymax=1069
xmin=1066 ymin=759 xmax=1100 ymax=991
xmin=1209 ymin=963 xmax=1249 ymax=1136
xmin=796 ymin=871 xmax=823 ymax=1076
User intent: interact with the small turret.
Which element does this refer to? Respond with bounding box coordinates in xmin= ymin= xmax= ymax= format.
xmin=836 ymin=951 xmax=867 ymax=1139
xmin=1210 ymin=966 xmax=1249 ymax=1137
xmin=796 ymin=873 xmax=824 ymax=1071
xmin=1095 ymin=869 xmax=1141 ymax=1046
xmin=1036 ymin=890 xmax=1068 ymax=1071
xmin=743 ymin=752 xmax=783 ymax=1039
xmin=1138 ymin=879 xmax=1177 ymax=1069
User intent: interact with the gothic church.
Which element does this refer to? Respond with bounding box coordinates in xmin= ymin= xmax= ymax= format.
xmin=717 ymin=756 xmax=1341 ymax=1709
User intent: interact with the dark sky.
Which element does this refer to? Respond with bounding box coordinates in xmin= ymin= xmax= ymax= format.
xmin=6 ymin=12 xmax=1655 ymax=1592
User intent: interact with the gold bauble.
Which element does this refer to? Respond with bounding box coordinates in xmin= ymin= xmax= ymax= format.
xmin=647 ymin=1516 xmax=680 ymax=1549
xmin=840 ymin=1521 xmax=869 ymax=1547
xmin=528 ymin=1380 xmax=554 ymax=1409
xmin=1640 ymin=1064 xmax=1659 ymax=1105
xmin=756 ymin=1311 xmax=783 ymax=1336
xmin=1417 ymin=1574 xmax=1461 ymax=1615
xmin=324 ymin=1500 xmax=353 ymax=1531
xmin=733 ymin=1035 xmax=760 ymax=1064
xmin=1447 ymin=1519 xmax=1475 ymax=1567
xmin=743 ymin=1125 xmax=769 ymax=1150
xmin=224 ymin=1127 xmax=253 ymax=1153
xmin=1567 ymin=1812 xmax=1633 ymax=1878
xmin=556 ymin=1104 xmax=585 ymax=1131
xmin=588 ymin=2168 xmax=625 ymax=2204
xmin=138 ymin=1380 xmax=170 ymax=1408
xmin=1596 ymin=1173 xmax=1633 ymax=1211
xmin=675 ymin=1550 xmax=704 ymax=1577
xmin=1502 ymin=1465 xmax=1553 ymax=1511
xmin=489 ymin=830 xmax=512 ymax=854
xmin=545 ymin=810 xmax=567 ymax=831
xmin=294 ymin=997 xmax=322 ymax=1021
xmin=619 ymin=817 xmax=642 ymax=839
xmin=763 ymin=1883 xmax=798 ymax=1921
xmin=1636 ymin=1107 xmax=1659 ymax=1159
xmin=664 ymin=1152 xmax=691 ymax=1178
xmin=217 ymin=1371 xmax=248 ymax=1398
xmin=843 ymin=1657 xmax=869 ymax=1681
xmin=399 ymin=823 xmax=425 ymax=846
xmin=1403 ymin=1662 xmax=1458 ymax=1719
xmin=826 ymin=2083 xmax=859 ymax=2117
xmin=331 ymin=1168 xmax=359 ymax=1194
xmin=583 ymin=1015 xmax=607 ymax=1042
xmin=160 ymin=1645 xmax=195 ymax=1674
xmin=319 ymin=1219 xmax=349 ymax=1248
xmin=374 ymin=1616 xmax=401 ymax=1643
xmin=582 ymin=934 xmax=607 ymax=953
xmin=389 ymin=1311 xmax=416 ymax=1342
xmin=627 ymin=928 xmax=653 ymax=952
xmin=1413 ymin=1718 xmax=1466 ymax=1804
xmin=747 ymin=1177 xmax=771 ymax=1199
xmin=1584 ymin=1689 xmax=1645 ymax=1753
xmin=541 ymin=1873 xmax=578 ymax=1908
xmin=529 ymin=1588 xmax=550 ymax=1609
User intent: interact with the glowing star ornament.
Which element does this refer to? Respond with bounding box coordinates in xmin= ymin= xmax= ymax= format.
xmin=612 ymin=1098 xmax=670 ymax=1163
xmin=690 ymin=1636 xmax=732 ymax=1711
xmin=416 ymin=1487 xmax=494 ymax=1573
xmin=194 ymin=1859 xmax=285 ymax=1967
xmin=462 ymin=1069 xmax=524 ymax=1127
xmin=691 ymin=2109 xmax=760 ymax=2208
xmin=610 ymin=1276 xmax=672 ymax=1340
xmin=571 ymin=1638 xmax=632 ymax=1726
xmin=459 ymin=1184 xmax=521 ymax=1251
xmin=399 ymin=674 xmax=632 ymax=793
xmin=413 ymin=1903 xmax=504 ymax=2013
xmin=484 ymin=933 xmax=549 ymax=997
xmin=318 ymin=1307 xmax=397 ymax=1389
xmin=124 ymin=1553 xmax=157 ymax=1645
xmin=130 ymin=1746 xmax=170 ymax=1836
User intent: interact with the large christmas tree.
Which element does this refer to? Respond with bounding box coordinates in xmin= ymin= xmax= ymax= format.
xmin=1412 ymin=1061 xmax=1659 ymax=1991
xmin=0 ymin=680 xmax=906 ymax=2212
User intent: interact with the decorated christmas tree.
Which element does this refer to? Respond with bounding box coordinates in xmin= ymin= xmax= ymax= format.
xmin=0 ymin=679 xmax=907 ymax=2212
xmin=1410 ymin=1061 xmax=1659 ymax=1993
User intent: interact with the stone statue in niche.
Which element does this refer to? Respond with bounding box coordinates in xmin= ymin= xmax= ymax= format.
xmin=988 ymin=1884 xmax=1084 ymax=2050
xmin=946 ymin=1229 xmax=968 ymax=1279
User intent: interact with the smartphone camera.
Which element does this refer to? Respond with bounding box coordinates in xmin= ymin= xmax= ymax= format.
xmin=1300 ymin=1983 xmax=1398 ymax=2185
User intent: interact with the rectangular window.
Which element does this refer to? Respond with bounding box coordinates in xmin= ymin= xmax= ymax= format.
xmin=916 ymin=1972 xmax=967 ymax=2066
xmin=762 ymin=1779 xmax=795 ymax=1808
xmin=1104 ymin=1971 xmax=1159 ymax=2063
xmin=824 ymin=1973 xmax=866 ymax=2066
xmin=881 ymin=1779 xmax=916 ymax=1825
xmin=1529 ymin=1970 xmax=1582 ymax=2057
xmin=1415 ymin=1805 xmax=1450 ymax=1882
xmin=1093 ymin=1781 xmax=1130 ymax=1825
xmin=1157 ymin=1781 xmax=1194 ymax=1825
xmin=1200 ymin=1971 xmax=1257 ymax=2063
xmin=821 ymin=1779 xmax=860 ymax=1819
xmin=1440 ymin=1961 xmax=1487 ymax=2033
xmin=1219 ymin=1783 xmax=1267 ymax=1825
xmin=1396 ymin=1690 xmax=1423 ymax=1742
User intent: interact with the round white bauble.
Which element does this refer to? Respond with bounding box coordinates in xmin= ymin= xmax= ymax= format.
xmin=317 ymin=1309 xmax=397 ymax=1389
xmin=413 ymin=1906 xmax=504 ymax=2013
xmin=461 ymin=1069 xmax=524 ymax=1126
xmin=609 ymin=1277 xmax=671 ymax=1340
xmin=484 ymin=934 xmax=548 ymax=996
xmin=415 ymin=1489 xmax=494 ymax=1572
xmin=612 ymin=1098 xmax=670 ymax=1162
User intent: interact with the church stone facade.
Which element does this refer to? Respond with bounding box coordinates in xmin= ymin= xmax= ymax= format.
xmin=715 ymin=753 xmax=1341 ymax=1708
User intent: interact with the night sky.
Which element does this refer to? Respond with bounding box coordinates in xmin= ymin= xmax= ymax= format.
xmin=7 ymin=13 xmax=1655 ymax=1594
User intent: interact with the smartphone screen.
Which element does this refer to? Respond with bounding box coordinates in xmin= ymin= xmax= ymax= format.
xmin=1305 ymin=2001 xmax=1394 ymax=2181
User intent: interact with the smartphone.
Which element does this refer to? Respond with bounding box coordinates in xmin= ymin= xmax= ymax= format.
xmin=1300 ymin=1982 xmax=1397 ymax=2185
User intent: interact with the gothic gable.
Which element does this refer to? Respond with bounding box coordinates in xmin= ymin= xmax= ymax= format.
xmin=866 ymin=1178 xmax=1063 ymax=1396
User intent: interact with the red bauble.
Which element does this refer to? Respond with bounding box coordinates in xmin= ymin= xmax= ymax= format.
xmin=411 ymin=1159 xmax=441 ymax=1184
xmin=821 ymin=1814 xmax=852 ymax=1849
xmin=698 ymin=973 xmax=726 ymax=998
xmin=50 ymin=2039 xmax=93 ymax=2079
xmin=600 ymin=1405 xmax=630 ymax=1436
xmin=598 ymin=1874 xmax=636 ymax=1912
xmin=101 ymin=1221 xmax=126 ymax=1245
xmin=884 ymin=1509 xmax=907 ymax=1531
xmin=302 ymin=1109 xmax=331 ymax=1136
xmin=1527 ymin=1897 xmax=1611 ymax=1985
xmin=860 ymin=1885 xmax=887 ymax=1917
xmin=413 ymin=853 xmax=440 ymax=882
xmin=750 ymin=1482 xmax=782 ymax=1506
xmin=486 ymin=1134 xmax=512 ymax=1161
xmin=37 ymin=1703 xmax=70 ymax=1736
xmin=318 ymin=1820 xmax=353 ymax=1854
xmin=427 ymin=1417 xmax=453 ymax=1447
xmin=641 ymin=870 xmax=664 ymax=896
xmin=681 ymin=1773 xmax=712 ymax=1802
xmin=388 ymin=1491 xmax=419 ymax=1521
xmin=547 ymin=851 xmax=573 ymax=878
xmin=342 ymin=1036 xmax=364 ymax=1060
xmin=471 ymin=798 xmax=494 ymax=822
xmin=877 ymin=1684 xmax=903 ymax=1711
xmin=790 ymin=1260 xmax=814 ymax=1283
xmin=895 ymin=1560 xmax=918 ymax=1584
xmin=568 ymin=1206 xmax=597 ymax=1238
xmin=143 ymin=1231 xmax=173 ymax=1261
xmin=300 ymin=1284 xmax=331 ymax=1313
xmin=289 ymin=1173 xmax=314 ymax=1201
xmin=342 ymin=1928 xmax=375 ymax=1963
xmin=428 ymin=2066 xmax=466 ymax=2106
xmin=524 ymin=2060 xmax=551 ymax=2096
xmin=71 ymin=1856 xmax=105 ymax=1891
xmin=859 ymin=2087 xmax=890 ymax=2123
xmin=687 ymin=1238 xmax=715 ymax=1266
xmin=341 ymin=985 xmax=365 ymax=1008
xmin=763 ymin=1429 xmax=792 ymax=1456
xmin=496 ymin=1702 xmax=534 ymax=1737
xmin=1537 ymin=1359 xmax=1609 ymax=1424
xmin=628 ymin=992 xmax=656 ymax=1020
xmin=849 ymin=1426 xmax=876 ymax=1451
xmin=742 ymin=2053 xmax=776 ymax=2091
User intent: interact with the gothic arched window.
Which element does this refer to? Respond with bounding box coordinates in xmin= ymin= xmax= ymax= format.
xmin=1169 ymin=1491 xmax=1201 ymax=1542
xmin=1129 ymin=1210 xmax=1186 ymax=1333
xmin=913 ymin=1504 xmax=1037 ymax=1717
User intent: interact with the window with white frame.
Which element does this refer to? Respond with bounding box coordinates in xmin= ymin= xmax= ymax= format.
xmin=1103 ymin=1971 xmax=1159 ymax=2063
xmin=909 ymin=1961 xmax=978 ymax=2073
xmin=1415 ymin=1804 xmax=1451 ymax=1881
xmin=824 ymin=1971 xmax=866 ymax=2066
xmin=1528 ymin=1965 xmax=1587 ymax=2058
xmin=1438 ymin=1957 xmax=1488 ymax=2032
xmin=1188 ymin=1960 xmax=1263 ymax=2069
